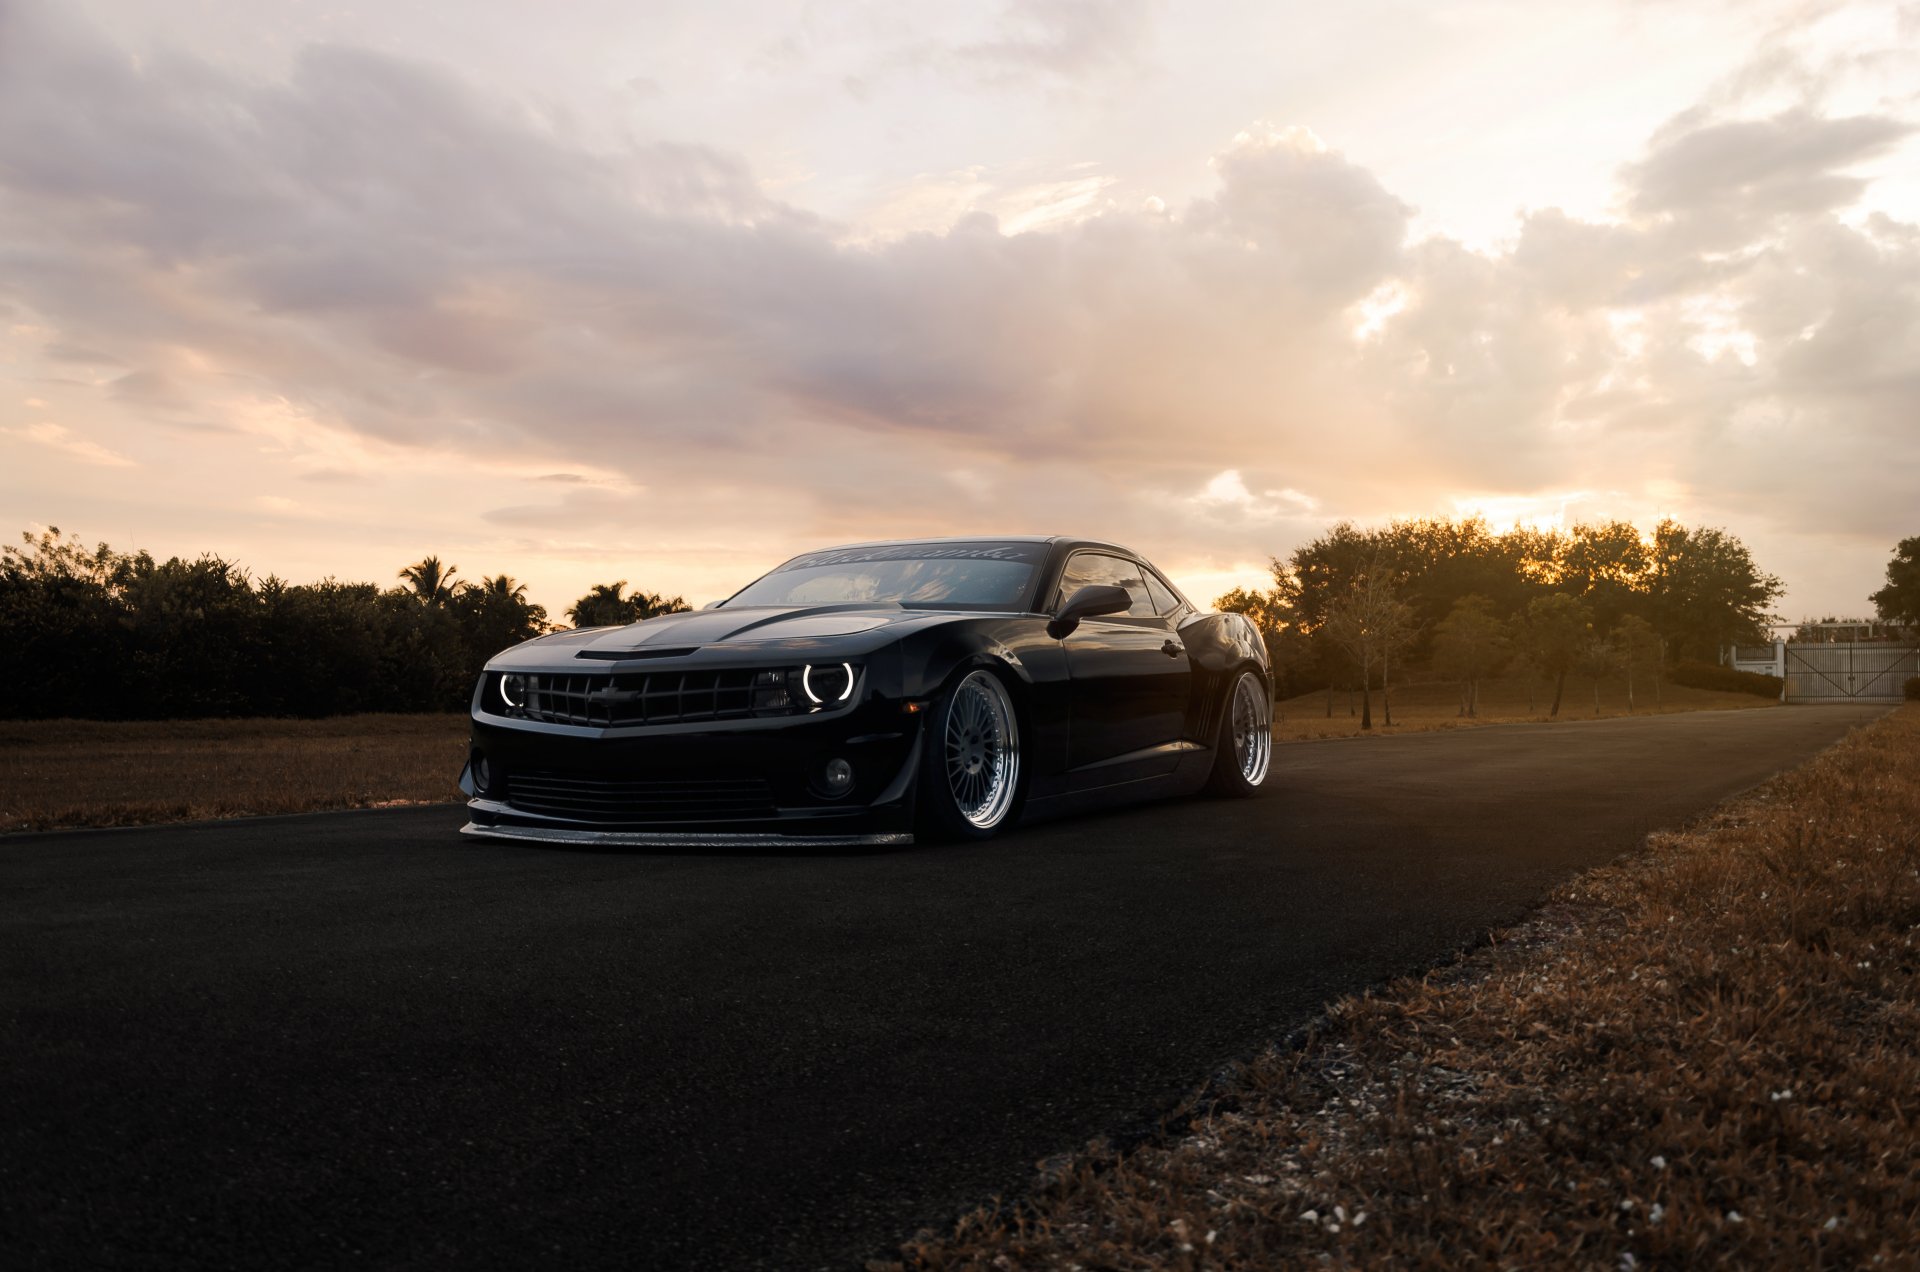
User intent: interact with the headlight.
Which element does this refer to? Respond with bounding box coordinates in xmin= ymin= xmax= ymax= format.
xmin=758 ymin=664 xmax=858 ymax=714
xmin=499 ymin=673 xmax=527 ymax=708
xmin=751 ymin=669 xmax=795 ymax=715
xmin=801 ymin=662 xmax=856 ymax=705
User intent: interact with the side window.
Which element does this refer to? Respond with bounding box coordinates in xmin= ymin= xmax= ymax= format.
xmin=1053 ymin=554 xmax=1102 ymax=609
xmin=1142 ymin=569 xmax=1181 ymax=616
xmin=1055 ymin=553 xmax=1158 ymax=619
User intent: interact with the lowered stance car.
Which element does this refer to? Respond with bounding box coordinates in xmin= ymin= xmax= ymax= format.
xmin=459 ymin=537 xmax=1271 ymax=846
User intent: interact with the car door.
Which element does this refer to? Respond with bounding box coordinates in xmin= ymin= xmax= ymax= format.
xmin=1053 ymin=551 xmax=1192 ymax=786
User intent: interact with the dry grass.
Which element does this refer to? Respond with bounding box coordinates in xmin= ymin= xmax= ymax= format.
xmin=1275 ymin=674 xmax=1776 ymax=742
xmin=0 ymin=714 xmax=469 ymax=833
xmin=2 ymin=678 xmax=1774 ymax=834
xmin=888 ymin=705 xmax=1920 ymax=1270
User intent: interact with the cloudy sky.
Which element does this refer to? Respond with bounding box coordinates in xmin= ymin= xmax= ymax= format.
xmin=2 ymin=0 xmax=1915 ymax=618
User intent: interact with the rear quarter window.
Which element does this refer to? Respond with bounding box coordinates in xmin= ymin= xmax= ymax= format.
xmin=1142 ymin=570 xmax=1181 ymax=615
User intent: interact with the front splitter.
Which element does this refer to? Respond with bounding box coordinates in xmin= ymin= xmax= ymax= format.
xmin=461 ymin=822 xmax=913 ymax=848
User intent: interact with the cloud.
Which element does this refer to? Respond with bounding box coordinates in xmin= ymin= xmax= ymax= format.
xmin=1195 ymin=125 xmax=1413 ymax=300
xmin=8 ymin=421 xmax=136 ymax=468
xmin=1188 ymin=470 xmax=1321 ymax=526
xmin=108 ymin=368 xmax=192 ymax=407
xmin=953 ymin=0 xmax=1159 ymax=84
xmin=848 ymin=0 xmax=1158 ymax=96
xmin=0 ymin=0 xmax=1915 ymax=611
xmin=43 ymin=343 xmax=124 ymax=365
xmin=1625 ymin=108 xmax=1913 ymax=223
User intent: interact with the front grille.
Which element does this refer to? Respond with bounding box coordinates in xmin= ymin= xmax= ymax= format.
xmin=505 ymin=770 xmax=777 ymax=824
xmin=515 ymin=669 xmax=759 ymax=728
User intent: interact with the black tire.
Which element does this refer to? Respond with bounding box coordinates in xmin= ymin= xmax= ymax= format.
xmin=916 ymin=666 xmax=1025 ymax=842
xmin=1205 ymin=669 xmax=1272 ymax=798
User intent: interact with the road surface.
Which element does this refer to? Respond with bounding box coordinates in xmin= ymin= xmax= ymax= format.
xmin=1 ymin=705 xmax=1883 ymax=1269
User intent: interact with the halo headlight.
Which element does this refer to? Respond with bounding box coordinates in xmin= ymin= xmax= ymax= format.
xmin=499 ymin=673 xmax=527 ymax=709
xmin=801 ymin=663 xmax=856 ymax=706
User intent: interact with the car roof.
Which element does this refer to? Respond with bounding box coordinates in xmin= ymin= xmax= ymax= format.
xmin=807 ymin=534 xmax=1143 ymax=557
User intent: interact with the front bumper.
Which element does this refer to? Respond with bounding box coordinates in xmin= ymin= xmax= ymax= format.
xmin=459 ymin=811 xmax=912 ymax=848
xmin=461 ymin=693 xmax=923 ymax=846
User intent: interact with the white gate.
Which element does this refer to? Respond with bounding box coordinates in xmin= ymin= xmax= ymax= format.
xmin=1781 ymin=641 xmax=1919 ymax=704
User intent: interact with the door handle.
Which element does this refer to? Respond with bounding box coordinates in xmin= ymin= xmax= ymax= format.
xmin=1161 ymin=639 xmax=1185 ymax=658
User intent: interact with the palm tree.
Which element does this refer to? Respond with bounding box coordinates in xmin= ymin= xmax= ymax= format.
xmin=630 ymin=589 xmax=691 ymax=619
xmin=567 ymin=581 xmax=633 ymax=628
xmin=463 ymin=572 xmax=550 ymax=648
xmin=398 ymin=556 xmax=458 ymax=606
xmin=478 ymin=574 xmax=528 ymax=603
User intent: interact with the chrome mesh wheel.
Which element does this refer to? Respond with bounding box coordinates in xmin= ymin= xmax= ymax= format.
xmin=1229 ymin=671 xmax=1271 ymax=786
xmin=944 ymin=670 xmax=1020 ymax=829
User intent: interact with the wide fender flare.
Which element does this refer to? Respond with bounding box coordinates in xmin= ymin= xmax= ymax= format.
xmin=898 ymin=624 xmax=1045 ymax=700
xmin=1177 ymin=611 xmax=1271 ymax=741
xmin=1178 ymin=610 xmax=1268 ymax=673
xmin=893 ymin=620 xmax=1072 ymax=780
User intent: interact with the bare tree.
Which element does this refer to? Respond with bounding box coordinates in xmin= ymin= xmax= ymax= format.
xmin=1506 ymin=613 xmax=1547 ymax=715
xmin=1613 ymin=614 xmax=1662 ymax=713
xmin=1378 ymin=598 xmax=1419 ymax=727
xmin=1433 ymin=595 xmax=1510 ymax=717
xmin=1518 ymin=593 xmax=1591 ymax=717
xmin=1574 ymin=632 xmax=1621 ymax=715
xmin=1322 ymin=557 xmax=1407 ymax=731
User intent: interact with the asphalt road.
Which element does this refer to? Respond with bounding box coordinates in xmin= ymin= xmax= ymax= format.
xmin=1 ymin=705 xmax=1885 ymax=1270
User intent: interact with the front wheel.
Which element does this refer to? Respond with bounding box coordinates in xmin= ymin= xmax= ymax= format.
xmin=917 ymin=667 xmax=1023 ymax=841
xmin=1205 ymin=669 xmax=1271 ymax=797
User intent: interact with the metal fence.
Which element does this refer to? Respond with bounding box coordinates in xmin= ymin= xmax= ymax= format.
xmin=1781 ymin=642 xmax=1919 ymax=704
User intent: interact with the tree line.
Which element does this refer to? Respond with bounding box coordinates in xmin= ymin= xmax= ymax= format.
xmin=1216 ymin=517 xmax=1785 ymax=727
xmin=0 ymin=528 xmax=686 ymax=720
xmin=1 ymin=518 xmax=1808 ymax=723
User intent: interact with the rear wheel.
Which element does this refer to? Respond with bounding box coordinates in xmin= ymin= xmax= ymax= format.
xmin=1205 ymin=669 xmax=1271 ymax=797
xmin=917 ymin=667 xmax=1023 ymax=841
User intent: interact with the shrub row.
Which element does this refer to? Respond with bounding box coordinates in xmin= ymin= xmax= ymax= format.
xmin=1667 ymin=660 xmax=1783 ymax=698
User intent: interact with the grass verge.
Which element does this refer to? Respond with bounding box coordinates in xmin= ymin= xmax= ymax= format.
xmin=887 ymin=704 xmax=1920 ymax=1269
xmin=0 ymin=714 xmax=468 ymax=833
xmin=1275 ymin=674 xmax=1776 ymax=742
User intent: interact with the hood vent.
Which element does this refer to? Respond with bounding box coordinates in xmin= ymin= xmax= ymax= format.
xmin=574 ymin=646 xmax=700 ymax=661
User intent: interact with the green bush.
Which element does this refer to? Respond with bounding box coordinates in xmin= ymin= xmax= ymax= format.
xmin=1905 ymin=676 xmax=1920 ymax=701
xmin=1668 ymin=661 xmax=1784 ymax=699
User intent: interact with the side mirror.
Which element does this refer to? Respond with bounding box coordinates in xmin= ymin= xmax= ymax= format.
xmin=1047 ymin=584 xmax=1132 ymax=639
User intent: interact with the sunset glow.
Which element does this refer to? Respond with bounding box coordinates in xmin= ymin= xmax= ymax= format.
xmin=3 ymin=0 xmax=1916 ymax=618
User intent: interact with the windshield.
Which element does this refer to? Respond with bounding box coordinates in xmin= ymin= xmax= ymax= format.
xmin=724 ymin=541 xmax=1043 ymax=611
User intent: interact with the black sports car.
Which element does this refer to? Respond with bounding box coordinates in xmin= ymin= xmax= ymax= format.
xmin=459 ymin=537 xmax=1271 ymax=846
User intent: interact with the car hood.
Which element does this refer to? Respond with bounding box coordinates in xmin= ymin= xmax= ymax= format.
xmin=587 ymin=603 xmax=929 ymax=650
xmin=491 ymin=603 xmax=981 ymax=667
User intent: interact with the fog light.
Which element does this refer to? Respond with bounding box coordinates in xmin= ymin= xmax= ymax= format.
xmin=472 ymin=753 xmax=493 ymax=794
xmin=821 ymin=757 xmax=854 ymax=797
